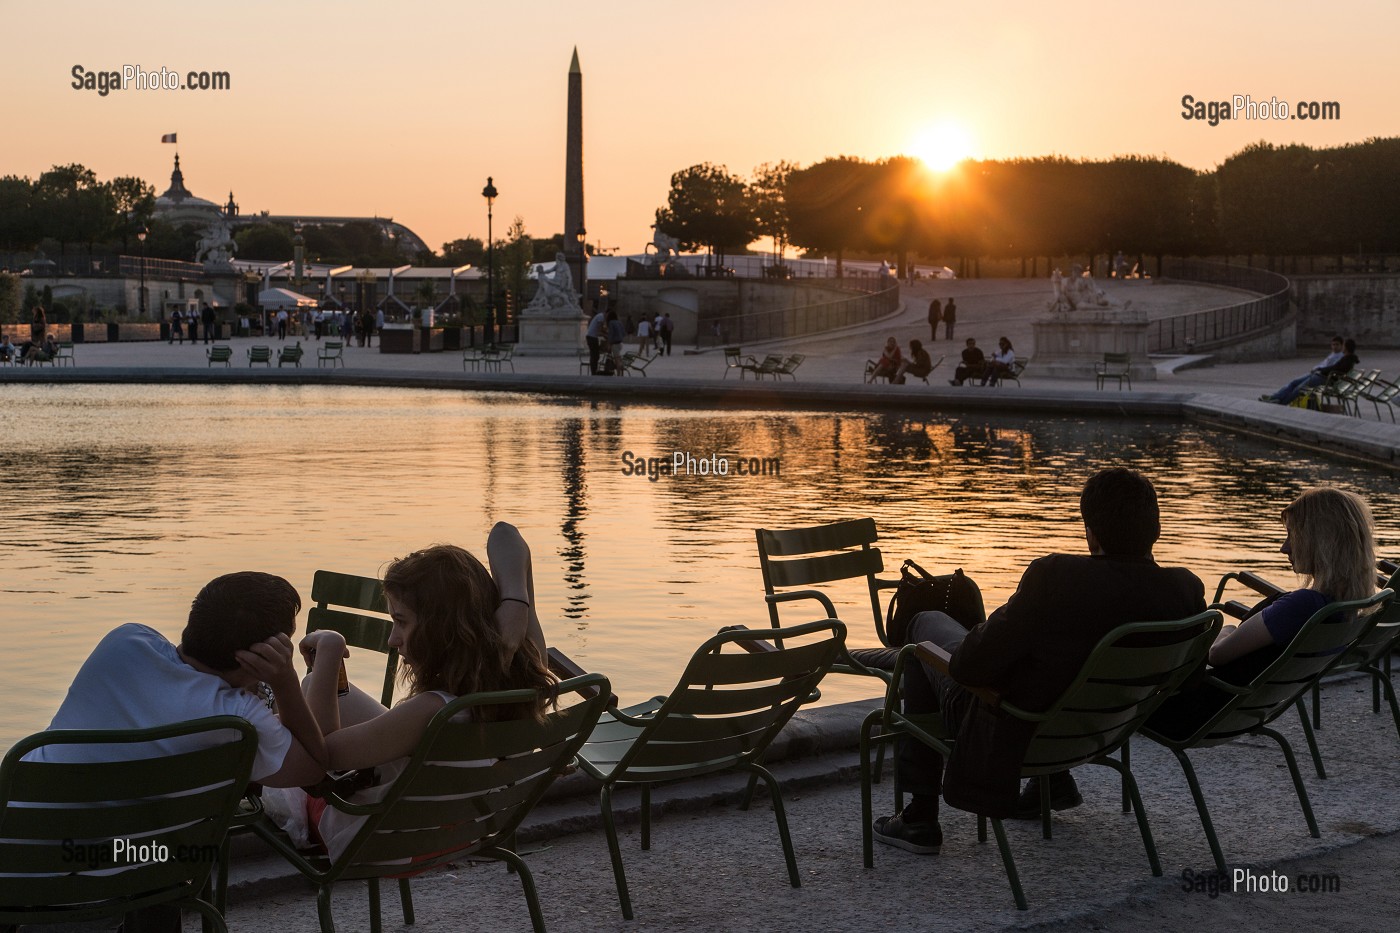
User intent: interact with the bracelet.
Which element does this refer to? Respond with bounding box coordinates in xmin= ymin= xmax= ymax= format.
xmin=499 ymin=597 xmax=530 ymax=608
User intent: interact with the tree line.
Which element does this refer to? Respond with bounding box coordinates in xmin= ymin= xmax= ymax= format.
xmin=655 ymin=137 xmax=1400 ymax=274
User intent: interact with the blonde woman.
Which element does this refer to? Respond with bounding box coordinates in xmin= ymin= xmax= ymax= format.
xmin=1147 ymin=487 xmax=1377 ymax=737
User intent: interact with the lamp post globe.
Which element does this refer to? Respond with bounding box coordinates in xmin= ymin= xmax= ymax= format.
xmin=482 ymin=177 xmax=497 ymax=347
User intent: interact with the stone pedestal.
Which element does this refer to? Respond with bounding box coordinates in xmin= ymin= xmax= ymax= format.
xmin=514 ymin=308 xmax=586 ymax=356
xmin=1031 ymin=309 xmax=1156 ymax=381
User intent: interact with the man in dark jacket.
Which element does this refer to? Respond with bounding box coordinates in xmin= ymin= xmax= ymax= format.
xmin=873 ymin=468 xmax=1205 ymax=854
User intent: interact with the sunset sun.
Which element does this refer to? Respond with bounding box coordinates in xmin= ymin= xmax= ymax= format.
xmin=912 ymin=122 xmax=975 ymax=171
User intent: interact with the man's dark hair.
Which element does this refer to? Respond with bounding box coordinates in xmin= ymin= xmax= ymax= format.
xmin=1079 ymin=468 xmax=1161 ymax=557
xmin=1344 ymin=338 xmax=1356 ymax=353
xmin=181 ymin=572 xmax=301 ymax=671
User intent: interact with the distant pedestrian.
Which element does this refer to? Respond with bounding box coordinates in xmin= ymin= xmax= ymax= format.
xmin=606 ymin=310 xmax=625 ymax=376
xmin=201 ymin=303 xmax=216 ymax=343
xmin=276 ymin=309 xmax=288 ymax=340
xmin=661 ymin=313 xmax=674 ymax=356
xmin=927 ymin=299 xmax=942 ymax=341
xmin=653 ymin=313 xmax=664 ymax=352
xmin=170 ymin=309 xmax=184 ymax=345
xmin=636 ymin=317 xmax=652 ymax=357
xmin=30 ymin=305 xmax=47 ymax=345
xmin=586 ymin=308 xmax=607 ymax=375
xmin=943 ymin=298 xmax=957 ymax=340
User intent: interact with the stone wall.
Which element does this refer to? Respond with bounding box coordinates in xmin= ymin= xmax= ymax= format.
xmin=1290 ymin=274 xmax=1400 ymax=348
xmin=612 ymin=279 xmax=862 ymax=348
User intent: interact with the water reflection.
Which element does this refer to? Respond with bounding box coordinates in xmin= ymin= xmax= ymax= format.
xmin=2 ymin=384 xmax=1396 ymax=750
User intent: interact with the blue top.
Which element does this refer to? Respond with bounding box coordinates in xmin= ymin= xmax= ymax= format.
xmin=607 ymin=320 xmax=624 ymax=344
xmin=1261 ymin=588 xmax=1332 ymax=645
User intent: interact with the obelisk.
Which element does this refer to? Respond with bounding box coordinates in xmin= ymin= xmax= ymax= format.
xmin=564 ymin=47 xmax=585 ymax=291
xmin=515 ymin=48 xmax=588 ymax=356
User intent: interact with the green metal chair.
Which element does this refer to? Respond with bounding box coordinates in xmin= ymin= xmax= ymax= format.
xmin=277 ymin=342 xmax=305 ymax=368
xmin=250 ymin=676 xmax=610 ymax=933
xmin=317 ymin=340 xmax=346 ymax=368
xmin=307 ymin=569 xmax=399 ymax=707
xmin=206 ymin=345 xmax=233 ymax=367
xmin=757 ymin=518 xmax=981 ymax=680
xmin=1140 ymin=587 xmax=1393 ymax=875
xmin=1214 ymin=560 xmax=1400 ymax=759
xmin=247 ymin=345 xmax=273 ymax=367
xmin=859 ymin=611 xmax=1221 ymax=910
xmin=0 ymin=716 xmax=258 ymax=932
xmin=1094 ymin=352 xmax=1132 ymax=390
xmin=573 ymin=620 xmax=845 ymax=920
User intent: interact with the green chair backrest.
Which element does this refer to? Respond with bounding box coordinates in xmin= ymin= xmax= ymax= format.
xmin=330 ymin=676 xmax=610 ymax=882
xmin=308 ymin=570 xmax=398 ymax=707
xmin=249 ymin=346 xmax=272 ymax=363
xmin=1014 ymin=611 xmax=1223 ymax=773
xmin=1104 ymin=352 xmax=1131 ymax=367
xmin=1344 ymin=563 xmax=1400 ymax=669
xmin=208 ymin=346 xmax=232 ymax=361
xmin=0 ymin=717 xmax=257 ymax=923
xmin=593 ymin=620 xmax=844 ymax=785
xmin=757 ymin=519 xmax=890 ymax=641
xmin=1190 ymin=588 xmax=1393 ymax=745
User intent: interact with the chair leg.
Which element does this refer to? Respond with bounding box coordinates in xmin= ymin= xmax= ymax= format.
xmin=398 ymin=879 xmax=414 ymax=925
xmin=977 ymin=814 xmax=987 ymax=843
xmin=746 ymin=762 xmax=801 ymax=889
xmin=316 ymin=884 xmax=336 ymax=933
xmin=989 ymin=818 xmax=1028 ymax=910
xmin=1368 ymin=664 xmax=1400 ymax=740
xmin=1294 ymin=697 xmax=1327 ymax=779
xmin=494 ymin=847 xmax=547 ymax=933
xmin=1311 ymin=680 xmax=1322 ymax=730
xmin=367 ymin=878 xmax=381 ymax=933
xmin=1039 ymin=776 xmax=1052 ymax=840
xmin=740 ymin=771 xmax=760 ymax=811
xmin=1172 ymin=748 xmax=1227 ymax=875
xmin=1120 ymin=740 xmax=1131 ymax=813
xmin=640 ymin=784 xmax=652 ymax=850
xmin=1258 ymin=726 xmax=1321 ymax=838
xmin=859 ymin=709 xmax=881 ymax=868
xmin=872 ymin=730 xmax=888 ymax=785
xmin=186 ymin=896 xmax=230 ymax=933
xmin=1097 ymin=755 xmax=1162 ymax=876
xmin=599 ymin=785 xmax=633 ymax=920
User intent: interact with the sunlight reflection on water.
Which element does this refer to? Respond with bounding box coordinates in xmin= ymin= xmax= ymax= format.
xmin=2 ymin=384 xmax=1395 ymax=748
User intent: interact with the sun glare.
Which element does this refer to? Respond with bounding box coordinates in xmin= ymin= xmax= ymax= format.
xmin=912 ymin=122 xmax=975 ymax=171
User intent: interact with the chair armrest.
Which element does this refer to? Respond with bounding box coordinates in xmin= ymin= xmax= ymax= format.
xmin=717 ymin=624 xmax=777 ymax=653
xmin=547 ymin=647 xmax=618 ymax=707
xmin=764 ymin=589 xmax=839 ymax=619
xmin=1212 ymin=600 xmax=1254 ymax=621
xmin=913 ymin=642 xmax=1003 ymax=708
xmin=1201 ymin=673 xmax=1255 ymax=697
xmin=1212 ymin=570 xmax=1286 ymax=604
xmin=873 ymin=577 xmax=901 ymax=592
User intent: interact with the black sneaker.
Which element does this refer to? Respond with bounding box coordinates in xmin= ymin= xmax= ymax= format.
xmin=1011 ymin=773 xmax=1083 ymax=820
xmin=872 ymin=813 xmax=943 ymax=854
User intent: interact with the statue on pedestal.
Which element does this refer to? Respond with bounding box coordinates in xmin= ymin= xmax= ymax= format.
xmin=1047 ymin=264 xmax=1111 ymax=313
xmin=525 ymin=253 xmax=581 ymax=313
xmin=196 ymin=219 xmax=238 ymax=269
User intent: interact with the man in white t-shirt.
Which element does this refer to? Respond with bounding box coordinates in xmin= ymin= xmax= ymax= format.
xmin=34 ymin=571 xmax=327 ymax=786
xmin=30 ymin=572 xmax=329 ymax=932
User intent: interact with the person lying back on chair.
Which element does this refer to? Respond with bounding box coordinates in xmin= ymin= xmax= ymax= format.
xmin=873 ymin=468 xmax=1205 ymax=854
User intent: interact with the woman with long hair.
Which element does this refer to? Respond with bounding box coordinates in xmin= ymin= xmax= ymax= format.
xmin=296 ymin=522 xmax=555 ymax=857
xmin=1147 ymin=487 xmax=1377 ymax=737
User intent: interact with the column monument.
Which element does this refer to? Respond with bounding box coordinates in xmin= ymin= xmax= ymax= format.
xmin=516 ymin=48 xmax=587 ymax=356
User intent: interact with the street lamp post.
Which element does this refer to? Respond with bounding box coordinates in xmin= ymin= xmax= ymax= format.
xmin=575 ymin=225 xmax=587 ymax=311
xmin=137 ymin=228 xmax=148 ymax=317
xmin=481 ymin=177 xmax=497 ymax=347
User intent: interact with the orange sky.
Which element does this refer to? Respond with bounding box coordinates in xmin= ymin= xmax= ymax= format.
xmin=3 ymin=0 xmax=1396 ymax=256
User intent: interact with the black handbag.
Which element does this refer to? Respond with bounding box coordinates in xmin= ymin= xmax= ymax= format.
xmin=885 ymin=559 xmax=986 ymax=646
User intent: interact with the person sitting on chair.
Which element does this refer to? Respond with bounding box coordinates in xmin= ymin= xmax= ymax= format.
xmin=24 ymin=333 xmax=59 ymax=364
xmin=0 ymin=333 xmax=14 ymax=362
xmin=981 ymin=337 xmax=1016 ymax=385
xmin=867 ymin=337 xmax=903 ymax=383
xmin=1145 ymin=487 xmax=1376 ymax=740
xmin=948 ymin=338 xmax=985 ymax=386
xmin=872 ymin=468 xmax=1205 ymax=853
xmin=1260 ymin=336 xmax=1356 ymax=405
xmin=292 ymin=523 xmax=555 ymax=859
xmin=893 ymin=339 xmax=934 ymax=384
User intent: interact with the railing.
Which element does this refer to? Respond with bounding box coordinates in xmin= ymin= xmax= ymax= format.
xmin=701 ymin=283 xmax=900 ymax=347
xmin=1149 ymin=259 xmax=1291 ymax=353
xmin=118 ymin=255 xmax=211 ymax=280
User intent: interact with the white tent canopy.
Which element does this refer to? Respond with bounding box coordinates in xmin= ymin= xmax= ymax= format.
xmin=257 ymin=287 xmax=318 ymax=310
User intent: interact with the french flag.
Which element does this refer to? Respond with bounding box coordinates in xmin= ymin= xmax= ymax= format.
xmin=161 ymin=133 xmax=177 ymax=143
